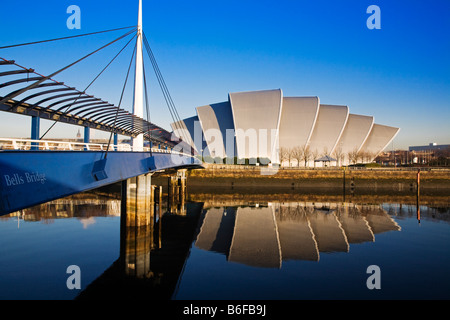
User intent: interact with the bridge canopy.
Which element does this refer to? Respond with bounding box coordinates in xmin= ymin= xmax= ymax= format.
xmin=0 ymin=58 xmax=190 ymax=151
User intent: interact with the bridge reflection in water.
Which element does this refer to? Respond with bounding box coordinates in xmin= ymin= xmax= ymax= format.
xmin=194 ymin=203 xmax=401 ymax=268
xmin=5 ymin=183 xmax=445 ymax=300
xmin=2 ymin=180 xmax=202 ymax=300
xmin=76 ymin=181 xmax=203 ymax=300
xmin=77 ymin=202 xmax=204 ymax=300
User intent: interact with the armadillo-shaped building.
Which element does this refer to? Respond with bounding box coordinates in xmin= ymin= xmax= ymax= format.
xmin=171 ymin=89 xmax=399 ymax=166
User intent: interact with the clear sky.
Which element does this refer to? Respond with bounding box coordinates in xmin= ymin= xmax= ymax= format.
xmin=0 ymin=0 xmax=449 ymax=149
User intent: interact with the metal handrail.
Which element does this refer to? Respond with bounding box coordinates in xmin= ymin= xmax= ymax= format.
xmin=0 ymin=138 xmax=188 ymax=156
xmin=0 ymin=138 xmax=109 ymax=151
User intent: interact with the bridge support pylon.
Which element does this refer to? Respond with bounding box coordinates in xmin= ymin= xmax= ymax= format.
xmin=121 ymin=221 xmax=153 ymax=278
xmin=167 ymin=169 xmax=187 ymax=215
xmin=121 ymin=174 xmax=154 ymax=227
xmin=119 ymin=174 xmax=163 ymax=278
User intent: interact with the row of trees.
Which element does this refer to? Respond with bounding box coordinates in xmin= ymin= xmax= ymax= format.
xmin=196 ymin=146 xmax=450 ymax=167
xmin=279 ymin=145 xmax=376 ymax=167
xmin=196 ymin=145 xmax=377 ymax=167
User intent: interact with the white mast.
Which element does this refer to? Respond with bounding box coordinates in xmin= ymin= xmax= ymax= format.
xmin=132 ymin=0 xmax=144 ymax=151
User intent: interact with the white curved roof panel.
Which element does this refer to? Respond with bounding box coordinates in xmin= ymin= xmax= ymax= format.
xmin=229 ymin=89 xmax=283 ymax=160
xmin=170 ymin=116 xmax=207 ymax=155
xmin=307 ymin=104 xmax=349 ymax=156
xmin=308 ymin=210 xmax=349 ymax=253
xmin=196 ymin=101 xmax=235 ymax=158
xmin=335 ymin=113 xmax=374 ymax=156
xmin=170 ymin=118 xmax=195 ymax=151
xmin=359 ymin=123 xmax=400 ymax=158
xmin=278 ymin=97 xmax=319 ymax=150
xmin=228 ymin=206 xmax=281 ymax=268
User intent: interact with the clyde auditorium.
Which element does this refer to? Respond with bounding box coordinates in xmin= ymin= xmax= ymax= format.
xmin=171 ymin=89 xmax=399 ymax=166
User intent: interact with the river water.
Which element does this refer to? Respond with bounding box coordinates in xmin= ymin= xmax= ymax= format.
xmin=0 ymin=183 xmax=449 ymax=300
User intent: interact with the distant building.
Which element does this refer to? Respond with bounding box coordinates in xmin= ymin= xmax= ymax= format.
xmin=408 ymin=143 xmax=450 ymax=165
xmin=409 ymin=143 xmax=450 ymax=152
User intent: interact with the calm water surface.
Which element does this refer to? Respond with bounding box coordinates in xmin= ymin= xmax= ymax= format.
xmin=0 ymin=187 xmax=449 ymax=300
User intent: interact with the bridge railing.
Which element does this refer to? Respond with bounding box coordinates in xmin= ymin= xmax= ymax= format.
xmin=0 ymin=138 xmax=160 ymax=152
xmin=0 ymin=138 xmax=106 ymax=151
xmin=0 ymin=138 xmax=191 ymax=157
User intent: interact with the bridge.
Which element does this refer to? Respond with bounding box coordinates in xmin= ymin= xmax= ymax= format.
xmin=0 ymin=0 xmax=203 ymax=216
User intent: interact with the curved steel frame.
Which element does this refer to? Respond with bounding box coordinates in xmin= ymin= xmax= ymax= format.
xmin=0 ymin=57 xmax=181 ymax=147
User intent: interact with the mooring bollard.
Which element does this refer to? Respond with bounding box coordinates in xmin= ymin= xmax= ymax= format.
xmin=343 ymin=168 xmax=346 ymax=191
xmin=416 ymin=169 xmax=421 ymax=224
xmin=417 ymin=168 xmax=421 ymax=189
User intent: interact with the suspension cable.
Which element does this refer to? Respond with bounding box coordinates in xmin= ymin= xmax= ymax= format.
xmin=40 ymin=33 xmax=137 ymax=140
xmin=144 ymin=34 xmax=183 ymax=131
xmin=104 ymin=43 xmax=137 ymax=159
xmin=0 ymin=26 xmax=136 ymax=50
xmin=1 ymin=27 xmax=183 ymax=151
xmin=142 ymin=59 xmax=153 ymax=156
xmin=142 ymin=32 xmax=184 ymax=139
xmin=0 ymin=28 xmax=137 ymax=106
xmin=142 ymin=34 xmax=175 ymax=123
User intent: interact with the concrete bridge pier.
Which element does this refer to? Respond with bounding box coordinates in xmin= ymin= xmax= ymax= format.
xmin=154 ymin=185 xmax=163 ymax=249
xmin=168 ymin=175 xmax=177 ymax=203
xmin=120 ymin=174 xmax=156 ymax=278
xmin=121 ymin=222 xmax=153 ymax=278
xmin=177 ymin=169 xmax=187 ymax=203
xmin=121 ymin=174 xmax=154 ymax=227
xmin=167 ymin=169 xmax=187 ymax=215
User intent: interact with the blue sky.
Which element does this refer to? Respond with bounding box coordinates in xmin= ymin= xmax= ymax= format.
xmin=0 ymin=0 xmax=449 ymax=149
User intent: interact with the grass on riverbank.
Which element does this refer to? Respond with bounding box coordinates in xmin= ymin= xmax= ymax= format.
xmin=186 ymin=164 xmax=450 ymax=182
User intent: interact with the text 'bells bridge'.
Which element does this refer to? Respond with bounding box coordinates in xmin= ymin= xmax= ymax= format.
xmin=0 ymin=6 xmax=202 ymax=216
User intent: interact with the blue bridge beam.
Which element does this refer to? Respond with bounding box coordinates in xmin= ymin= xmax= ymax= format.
xmin=84 ymin=127 xmax=90 ymax=150
xmin=0 ymin=151 xmax=203 ymax=216
xmin=31 ymin=116 xmax=40 ymax=150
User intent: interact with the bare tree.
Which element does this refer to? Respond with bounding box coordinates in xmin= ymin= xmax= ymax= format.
xmin=359 ymin=151 xmax=366 ymax=163
xmin=366 ymin=151 xmax=374 ymax=163
xmin=359 ymin=151 xmax=367 ymax=163
xmin=312 ymin=149 xmax=319 ymax=168
xmin=301 ymin=144 xmax=311 ymax=167
xmin=279 ymin=147 xmax=289 ymax=167
xmin=287 ymin=147 xmax=294 ymax=167
xmin=348 ymin=148 xmax=360 ymax=165
xmin=292 ymin=146 xmax=302 ymax=167
xmin=366 ymin=151 xmax=375 ymax=163
xmin=356 ymin=150 xmax=363 ymax=164
xmin=333 ymin=145 xmax=344 ymax=167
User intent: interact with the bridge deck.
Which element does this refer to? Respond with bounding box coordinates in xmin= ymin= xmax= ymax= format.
xmin=0 ymin=149 xmax=202 ymax=215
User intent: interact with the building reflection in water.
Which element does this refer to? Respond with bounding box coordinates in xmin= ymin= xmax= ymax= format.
xmin=194 ymin=202 xmax=401 ymax=268
xmin=5 ymin=182 xmax=443 ymax=299
xmin=4 ymin=197 xmax=122 ymax=225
